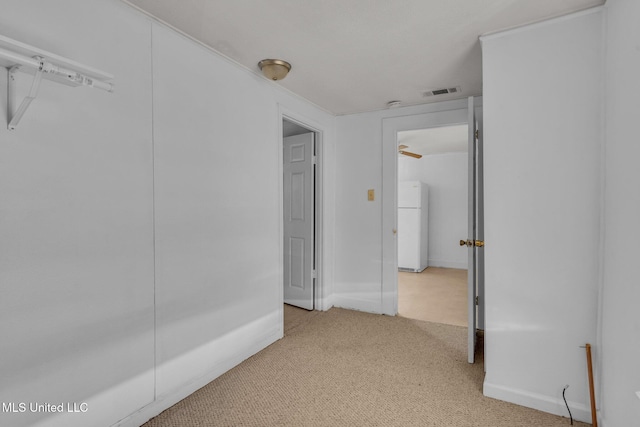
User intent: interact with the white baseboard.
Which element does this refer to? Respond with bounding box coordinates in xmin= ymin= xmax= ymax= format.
xmin=28 ymin=371 xmax=155 ymax=427
xmin=427 ymin=259 xmax=467 ymax=269
xmin=317 ymin=293 xmax=334 ymax=312
xmin=113 ymin=311 xmax=282 ymax=427
xmin=483 ymin=381 xmax=592 ymax=423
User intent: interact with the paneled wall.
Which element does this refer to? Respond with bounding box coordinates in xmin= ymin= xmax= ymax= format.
xmin=0 ymin=2 xmax=155 ymax=426
xmin=0 ymin=1 xmax=335 ymax=426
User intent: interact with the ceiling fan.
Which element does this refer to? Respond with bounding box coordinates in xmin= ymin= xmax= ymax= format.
xmin=398 ymin=144 xmax=422 ymax=159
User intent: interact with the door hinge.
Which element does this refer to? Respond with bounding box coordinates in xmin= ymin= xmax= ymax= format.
xmin=475 ymin=296 xmax=479 ymax=305
xmin=312 ymin=270 xmax=317 ymax=279
xmin=312 ymin=155 xmax=317 ymax=165
xmin=475 ymin=129 xmax=479 ymax=139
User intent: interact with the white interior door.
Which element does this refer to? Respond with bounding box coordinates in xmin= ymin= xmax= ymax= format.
xmin=476 ymin=108 xmax=485 ymax=335
xmin=283 ymin=133 xmax=314 ymax=310
xmin=467 ymin=97 xmax=478 ymax=364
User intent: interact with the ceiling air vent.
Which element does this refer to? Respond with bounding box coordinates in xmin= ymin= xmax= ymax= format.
xmin=423 ymin=86 xmax=461 ymax=97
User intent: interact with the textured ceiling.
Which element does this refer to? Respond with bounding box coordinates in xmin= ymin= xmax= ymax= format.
xmin=123 ymin=0 xmax=604 ymax=115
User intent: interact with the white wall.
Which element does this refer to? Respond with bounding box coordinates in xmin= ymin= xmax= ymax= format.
xmin=600 ymin=0 xmax=640 ymax=426
xmin=0 ymin=1 xmax=335 ymax=426
xmin=398 ymin=153 xmax=467 ymax=269
xmin=480 ymin=8 xmax=604 ymax=422
xmin=334 ymin=113 xmax=384 ymax=312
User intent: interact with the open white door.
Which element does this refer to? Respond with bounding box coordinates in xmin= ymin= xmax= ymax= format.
xmin=463 ymin=97 xmax=485 ymax=364
xmin=476 ymin=108 xmax=485 ymax=337
xmin=283 ymin=133 xmax=315 ymax=310
xmin=466 ymin=96 xmax=478 ymax=364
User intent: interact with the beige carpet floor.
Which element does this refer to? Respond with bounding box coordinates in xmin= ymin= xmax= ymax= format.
xmin=399 ymin=267 xmax=468 ymax=327
xmin=143 ymin=307 xmax=587 ymax=427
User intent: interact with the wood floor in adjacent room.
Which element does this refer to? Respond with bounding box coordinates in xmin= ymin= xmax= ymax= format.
xmin=398 ymin=267 xmax=468 ymax=327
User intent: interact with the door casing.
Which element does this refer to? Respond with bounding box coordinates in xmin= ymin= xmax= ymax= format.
xmin=381 ymin=101 xmax=484 ymax=361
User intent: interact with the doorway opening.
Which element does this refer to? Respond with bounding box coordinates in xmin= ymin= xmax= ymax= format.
xmin=396 ymin=124 xmax=469 ymax=327
xmin=281 ymin=115 xmax=323 ymax=333
xmin=381 ymin=98 xmax=483 ymax=363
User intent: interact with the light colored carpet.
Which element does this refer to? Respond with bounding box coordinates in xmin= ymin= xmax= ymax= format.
xmin=284 ymin=303 xmax=320 ymax=335
xmin=143 ymin=307 xmax=587 ymax=427
xmin=399 ymin=267 xmax=468 ymax=327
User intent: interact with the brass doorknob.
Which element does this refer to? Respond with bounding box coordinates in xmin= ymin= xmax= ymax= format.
xmin=460 ymin=239 xmax=484 ymax=247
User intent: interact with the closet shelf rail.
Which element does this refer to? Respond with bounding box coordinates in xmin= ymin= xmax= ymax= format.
xmin=0 ymin=33 xmax=114 ymax=130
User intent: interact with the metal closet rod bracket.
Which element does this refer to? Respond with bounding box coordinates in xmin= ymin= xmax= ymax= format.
xmin=8 ymin=58 xmax=45 ymax=131
xmin=3 ymin=48 xmax=115 ymax=131
xmin=0 ymin=34 xmax=115 ymax=131
xmin=7 ymin=57 xmax=114 ymax=131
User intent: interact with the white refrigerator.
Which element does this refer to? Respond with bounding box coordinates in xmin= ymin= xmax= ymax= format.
xmin=398 ymin=181 xmax=429 ymax=272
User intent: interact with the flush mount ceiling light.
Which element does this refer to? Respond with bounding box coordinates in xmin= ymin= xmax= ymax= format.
xmin=258 ymin=59 xmax=291 ymax=81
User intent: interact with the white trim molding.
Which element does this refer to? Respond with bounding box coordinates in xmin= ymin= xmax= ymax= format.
xmin=484 ymin=382 xmax=592 ymax=424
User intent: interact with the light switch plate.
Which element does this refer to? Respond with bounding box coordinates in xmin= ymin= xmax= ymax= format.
xmin=368 ymin=189 xmax=375 ymax=201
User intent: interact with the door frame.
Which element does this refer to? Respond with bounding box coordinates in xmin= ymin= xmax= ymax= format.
xmin=278 ymin=106 xmax=326 ymax=319
xmin=381 ymin=100 xmax=483 ymax=331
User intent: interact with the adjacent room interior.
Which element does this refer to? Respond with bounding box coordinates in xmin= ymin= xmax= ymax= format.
xmin=396 ymin=125 xmax=469 ymax=327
